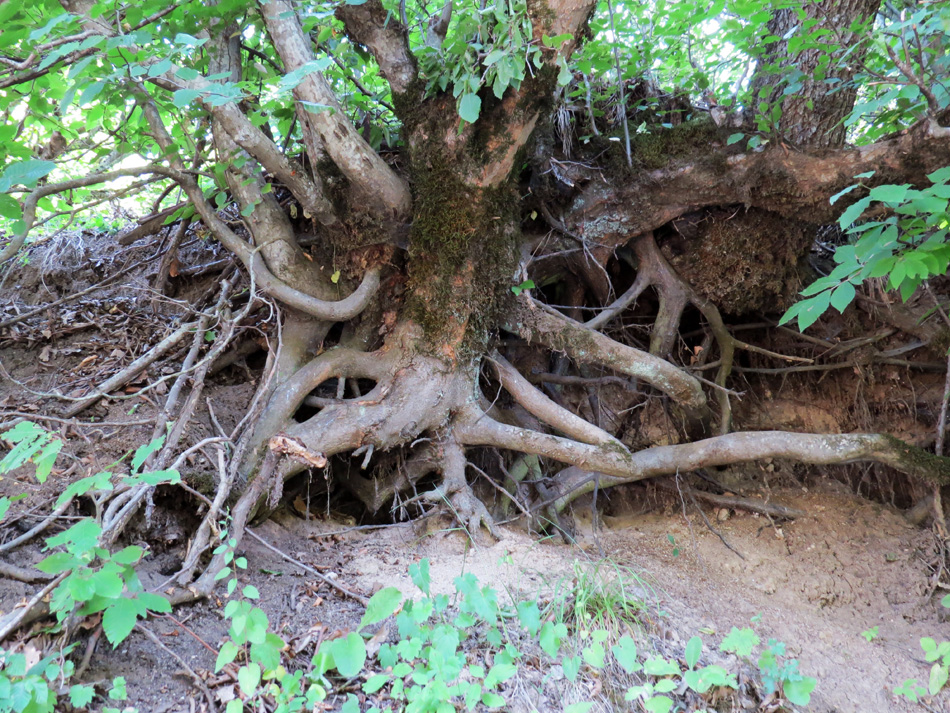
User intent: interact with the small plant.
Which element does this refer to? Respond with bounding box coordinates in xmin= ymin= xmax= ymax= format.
xmin=720 ymin=626 xmax=817 ymax=707
xmin=0 ymin=423 xmax=178 ymax=712
xmin=861 ymin=626 xmax=879 ymax=643
xmin=894 ymin=594 xmax=950 ymax=703
xmin=213 ymin=524 xmax=327 ymax=713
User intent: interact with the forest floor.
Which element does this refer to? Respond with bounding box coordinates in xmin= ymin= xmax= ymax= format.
xmin=1 ymin=230 xmax=948 ymax=713
xmin=52 ymin=487 xmax=950 ymax=713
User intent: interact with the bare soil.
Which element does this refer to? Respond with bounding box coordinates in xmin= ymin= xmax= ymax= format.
xmin=60 ymin=484 xmax=950 ymax=713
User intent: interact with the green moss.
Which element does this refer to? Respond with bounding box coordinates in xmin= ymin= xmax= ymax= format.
xmin=587 ymin=117 xmax=722 ymax=177
xmin=881 ymin=433 xmax=950 ymax=486
xmin=404 ymin=146 xmax=519 ymax=355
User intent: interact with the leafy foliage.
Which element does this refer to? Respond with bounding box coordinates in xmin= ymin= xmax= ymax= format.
xmin=0 ymin=424 xmax=177 ymax=712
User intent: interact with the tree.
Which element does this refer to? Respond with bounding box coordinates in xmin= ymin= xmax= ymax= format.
xmin=1 ymin=0 xmax=949 ymax=594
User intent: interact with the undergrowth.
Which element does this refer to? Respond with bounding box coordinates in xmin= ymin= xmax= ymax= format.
xmin=1 ymin=423 xmax=948 ymax=711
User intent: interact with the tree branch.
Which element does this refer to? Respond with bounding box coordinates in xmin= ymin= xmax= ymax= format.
xmin=139 ymin=97 xmax=382 ymax=320
xmin=260 ymin=0 xmax=411 ymax=220
xmin=337 ymin=0 xmax=417 ymax=95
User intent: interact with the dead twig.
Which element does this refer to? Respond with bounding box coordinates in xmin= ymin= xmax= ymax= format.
xmin=0 ymin=560 xmax=52 ymax=583
xmin=245 ymin=528 xmax=369 ymax=606
xmin=135 ymin=623 xmax=219 ymax=713
xmin=0 ymin=573 xmax=65 ymax=642
xmin=63 ymin=320 xmax=199 ymax=417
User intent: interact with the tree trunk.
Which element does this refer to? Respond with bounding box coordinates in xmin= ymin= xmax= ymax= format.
xmin=750 ymin=0 xmax=880 ymax=148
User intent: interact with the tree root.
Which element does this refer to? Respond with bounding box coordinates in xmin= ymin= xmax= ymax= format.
xmin=458 ymin=405 xmax=950 ymax=512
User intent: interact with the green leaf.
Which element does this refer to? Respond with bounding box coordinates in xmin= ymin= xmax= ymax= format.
xmin=92 ymin=568 xmax=127 ymax=599
xmin=829 ymin=282 xmax=856 ymax=313
xmin=727 ymin=132 xmax=744 ymax=145
xmin=458 ymin=93 xmax=482 ymax=124
xmin=102 ymin=598 xmax=142 ymax=647
xmin=330 ymin=633 xmax=366 ymax=677
xmin=409 ymin=558 xmax=430 ymax=595
xmin=562 ymin=654 xmax=581 ymax=682
xmin=868 ymin=183 xmax=910 ymax=204
xmin=216 ymin=640 xmax=240 ymax=672
xmin=927 ymin=167 xmax=950 ymax=184
xmin=644 ymin=696 xmax=673 ymax=713
xmin=582 ymin=642 xmax=605 ymax=669
xmin=37 ymin=551 xmax=79 ymax=574
xmin=685 ymin=636 xmax=703 ymax=669
xmin=109 ymin=676 xmax=127 ymax=700
xmin=363 ymin=673 xmax=389 ymax=694
xmin=829 ymin=183 xmax=860 ymax=205
xmin=784 ymin=676 xmax=816 ymax=705
xmin=137 ymin=592 xmax=172 ymax=614
xmin=539 ymin=621 xmax=567 ymax=658
xmin=131 ymin=469 xmax=181 ymax=486
xmin=238 ymin=662 xmax=262 ymax=695
xmin=0 ymin=160 xmax=57 ymax=191
xmin=47 ymin=518 xmax=102 ymax=552
xmin=111 ymin=546 xmax=144 ymax=566
xmin=564 ymin=704 xmax=594 ymax=713
xmin=131 ymin=436 xmax=165 ymax=473
xmin=173 ymin=88 xmax=202 ymax=108
xmin=481 ymin=691 xmax=505 ymax=708
xmin=612 ymin=635 xmax=640 ymax=673
xmin=359 ymin=587 xmax=401 ymax=631
xmin=0 ymin=193 xmax=22 ymax=221
xmin=70 ymin=684 xmax=95 ymax=707
xmin=929 ymin=663 xmax=948 ymax=696
xmin=643 ymin=656 xmax=680 ymax=676
xmin=720 ymin=626 xmax=759 ymax=657
xmin=243 ymin=585 xmax=260 ymax=600
xmin=795 ymin=289 xmax=833 ymax=331
xmin=516 ymin=600 xmax=541 ymax=636
xmin=838 ymin=196 xmax=872 ymax=229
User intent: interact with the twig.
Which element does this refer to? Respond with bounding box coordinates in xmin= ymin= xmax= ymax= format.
xmin=685 ymin=485 xmax=745 ymax=560
xmin=0 ymin=411 xmax=156 ymax=428
xmin=467 ymin=463 xmax=531 ymax=519
xmin=245 ymin=528 xmax=369 ymax=606
xmin=0 ymin=496 xmax=74 ymax=553
xmin=0 ymin=573 xmax=65 ymax=642
xmin=135 ymin=623 xmax=219 ymax=713
xmin=0 ymin=560 xmax=52 ymax=583
xmin=63 ymin=320 xmax=198 ymax=417
xmin=660 ymin=483 xmax=806 ymax=519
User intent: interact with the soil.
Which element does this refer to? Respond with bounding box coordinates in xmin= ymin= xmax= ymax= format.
xmin=71 ymin=489 xmax=949 ymax=713
xmin=1 ymin=232 xmax=948 ymax=713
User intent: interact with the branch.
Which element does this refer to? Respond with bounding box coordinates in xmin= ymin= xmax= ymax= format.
xmin=0 ymin=166 xmax=168 ymax=264
xmin=337 ymin=0 xmax=417 ymax=95
xmin=260 ymin=0 xmax=411 ymax=220
xmin=139 ymin=99 xmax=383 ymax=320
xmin=568 ymin=117 xmax=950 ymax=247
xmin=169 ymin=73 xmax=338 ymax=227
xmin=0 ymin=4 xmax=179 ymax=89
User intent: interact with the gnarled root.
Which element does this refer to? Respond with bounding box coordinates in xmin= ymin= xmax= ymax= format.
xmin=415 ymin=438 xmax=501 ymax=542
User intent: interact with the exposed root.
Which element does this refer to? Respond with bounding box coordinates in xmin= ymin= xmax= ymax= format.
xmin=510 ymin=295 xmax=709 ymax=419
xmin=415 ymin=438 xmax=500 ymax=542
xmin=586 ymin=233 xmax=811 ymax=433
xmin=458 ymin=404 xmax=950 ymax=511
